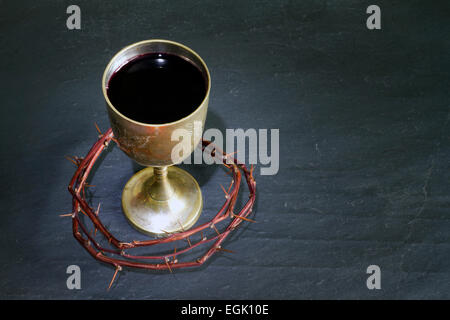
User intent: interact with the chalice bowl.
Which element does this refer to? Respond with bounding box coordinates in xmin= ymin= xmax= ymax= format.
xmin=102 ymin=39 xmax=210 ymax=236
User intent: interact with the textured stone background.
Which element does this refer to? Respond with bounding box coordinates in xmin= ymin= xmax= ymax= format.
xmin=0 ymin=0 xmax=449 ymax=299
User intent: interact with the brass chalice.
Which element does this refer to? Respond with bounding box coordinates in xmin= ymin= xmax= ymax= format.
xmin=102 ymin=40 xmax=210 ymax=236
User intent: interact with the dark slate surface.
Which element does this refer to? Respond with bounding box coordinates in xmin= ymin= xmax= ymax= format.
xmin=0 ymin=0 xmax=449 ymax=299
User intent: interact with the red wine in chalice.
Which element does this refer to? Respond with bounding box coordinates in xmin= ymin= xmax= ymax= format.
xmin=107 ymin=53 xmax=207 ymax=124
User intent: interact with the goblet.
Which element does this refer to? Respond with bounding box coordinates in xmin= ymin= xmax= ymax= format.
xmin=102 ymin=39 xmax=210 ymax=236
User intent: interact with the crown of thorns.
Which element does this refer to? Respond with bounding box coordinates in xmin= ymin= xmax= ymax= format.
xmin=64 ymin=126 xmax=256 ymax=289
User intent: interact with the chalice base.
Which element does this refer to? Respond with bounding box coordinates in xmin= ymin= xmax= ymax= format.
xmin=122 ymin=166 xmax=202 ymax=237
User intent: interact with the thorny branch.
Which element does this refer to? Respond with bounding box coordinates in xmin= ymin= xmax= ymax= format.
xmin=66 ymin=127 xmax=256 ymax=288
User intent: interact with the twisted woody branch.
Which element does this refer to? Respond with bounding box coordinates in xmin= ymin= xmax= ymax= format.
xmin=66 ymin=127 xmax=256 ymax=285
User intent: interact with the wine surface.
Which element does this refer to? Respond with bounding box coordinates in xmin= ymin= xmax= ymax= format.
xmin=107 ymin=52 xmax=207 ymax=124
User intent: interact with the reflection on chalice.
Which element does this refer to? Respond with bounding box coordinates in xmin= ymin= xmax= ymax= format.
xmin=102 ymin=39 xmax=210 ymax=236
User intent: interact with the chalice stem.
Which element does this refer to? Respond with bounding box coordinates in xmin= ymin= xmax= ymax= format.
xmin=149 ymin=166 xmax=174 ymax=201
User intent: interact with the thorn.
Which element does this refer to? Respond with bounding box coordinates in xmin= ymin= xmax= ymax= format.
xmin=66 ymin=155 xmax=83 ymax=166
xmin=216 ymin=246 xmax=234 ymax=254
xmin=119 ymin=242 xmax=133 ymax=248
xmin=65 ymin=156 xmax=78 ymax=166
xmin=177 ymin=220 xmax=185 ymax=232
xmin=94 ymin=122 xmax=102 ymax=135
xmin=224 ymin=151 xmax=237 ymax=160
xmin=227 ymin=180 xmax=234 ymax=194
xmin=59 ymin=212 xmax=73 ymax=218
xmin=233 ymin=214 xmax=257 ymax=223
xmin=165 ymin=258 xmax=173 ymax=273
xmin=161 ymin=229 xmax=171 ymax=235
xmin=95 ymin=203 xmax=101 ymax=216
xmin=220 ymin=184 xmax=230 ymax=199
xmin=174 ymin=245 xmax=177 ymax=254
xmin=186 ymin=237 xmax=192 ymax=247
xmin=211 ymin=224 xmax=220 ymax=235
xmin=107 ymin=265 xmax=122 ymax=291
